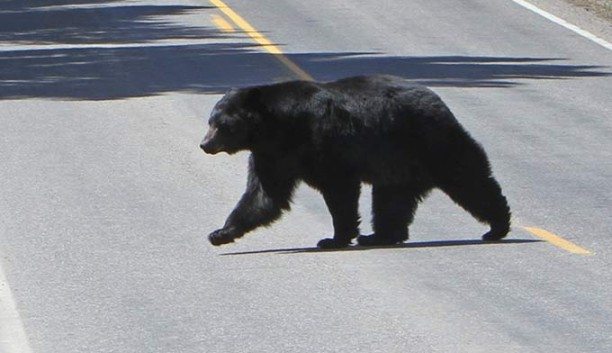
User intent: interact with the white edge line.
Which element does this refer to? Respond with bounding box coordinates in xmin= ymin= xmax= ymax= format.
xmin=512 ymin=0 xmax=612 ymax=51
xmin=0 ymin=262 xmax=33 ymax=353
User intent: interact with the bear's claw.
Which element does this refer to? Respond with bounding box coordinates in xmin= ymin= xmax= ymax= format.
xmin=482 ymin=230 xmax=507 ymax=242
xmin=208 ymin=228 xmax=240 ymax=246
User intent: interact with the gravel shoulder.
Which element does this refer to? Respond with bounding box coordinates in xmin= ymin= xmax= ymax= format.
xmin=567 ymin=0 xmax=611 ymax=21
xmin=527 ymin=0 xmax=612 ymax=42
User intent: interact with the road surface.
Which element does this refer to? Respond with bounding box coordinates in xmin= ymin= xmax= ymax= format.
xmin=1 ymin=1 xmax=610 ymax=352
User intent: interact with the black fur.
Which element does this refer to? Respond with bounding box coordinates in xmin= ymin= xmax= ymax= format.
xmin=201 ymin=75 xmax=511 ymax=248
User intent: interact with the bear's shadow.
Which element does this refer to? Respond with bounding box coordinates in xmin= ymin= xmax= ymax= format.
xmin=219 ymin=238 xmax=540 ymax=256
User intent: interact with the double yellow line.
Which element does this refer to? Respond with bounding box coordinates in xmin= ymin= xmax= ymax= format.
xmin=208 ymin=0 xmax=592 ymax=256
xmin=209 ymin=0 xmax=313 ymax=81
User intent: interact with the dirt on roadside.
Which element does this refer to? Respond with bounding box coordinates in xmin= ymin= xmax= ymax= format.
xmin=567 ymin=0 xmax=612 ymax=21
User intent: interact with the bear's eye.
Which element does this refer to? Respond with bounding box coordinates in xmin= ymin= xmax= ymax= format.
xmin=219 ymin=124 xmax=236 ymax=134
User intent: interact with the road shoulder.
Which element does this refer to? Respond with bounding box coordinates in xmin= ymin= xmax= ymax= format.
xmin=526 ymin=0 xmax=611 ymax=42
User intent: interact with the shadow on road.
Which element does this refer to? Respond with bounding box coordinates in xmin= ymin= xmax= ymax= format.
xmin=0 ymin=1 xmax=216 ymax=44
xmin=0 ymin=1 xmax=609 ymax=100
xmin=219 ymin=239 xmax=541 ymax=256
xmin=2 ymin=46 xmax=609 ymax=100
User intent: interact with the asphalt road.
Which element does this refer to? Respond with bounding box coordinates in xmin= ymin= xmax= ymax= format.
xmin=1 ymin=1 xmax=610 ymax=352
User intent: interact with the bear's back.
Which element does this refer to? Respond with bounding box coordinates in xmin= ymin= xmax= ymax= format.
xmin=318 ymin=75 xmax=456 ymax=132
xmin=324 ymin=75 xmax=429 ymax=97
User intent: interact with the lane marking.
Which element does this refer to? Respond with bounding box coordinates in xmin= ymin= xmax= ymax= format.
xmin=522 ymin=227 xmax=592 ymax=255
xmin=208 ymin=0 xmax=314 ymax=81
xmin=0 ymin=261 xmax=34 ymax=353
xmin=212 ymin=14 xmax=235 ymax=33
xmin=511 ymin=0 xmax=612 ymax=51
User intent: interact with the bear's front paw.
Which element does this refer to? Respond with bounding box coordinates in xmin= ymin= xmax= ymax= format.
xmin=317 ymin=238 xmax=351 ymax=249
xmin=208 ymin=228 xmax=242 ymax=246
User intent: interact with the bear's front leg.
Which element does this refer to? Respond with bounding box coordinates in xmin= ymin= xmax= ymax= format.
xmin=317 ymin=179 xmax=361 ymax=249
xmin=207 ymin=154 xmax=297 ymax=246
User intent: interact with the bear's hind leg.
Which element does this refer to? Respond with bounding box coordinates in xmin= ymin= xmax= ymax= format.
xmin=429 ymin=132 xmax=511 ymax=241
xmin=357 ymin=185 xmax=426 ymax=246
xmin=438 ymin=175 xmax=511 ymax=241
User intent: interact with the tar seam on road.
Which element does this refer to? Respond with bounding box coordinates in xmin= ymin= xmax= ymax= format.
xmin=523 ymin=227 xmax=592 ymax=255
xmin=209 ymin=0 xmax=594 ymax=255
xmin=209 ymin=0 xmax=314 ymax=81
xmin=512 ymin=0 xmax=612 ymax=51
xmin=0 ymin=41 xmax=224 ymax=52
xmin=0 ymin=261 xmax=34 ymax=353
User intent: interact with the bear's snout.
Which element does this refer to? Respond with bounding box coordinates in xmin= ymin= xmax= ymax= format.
xmin=200 ymin=142 xmax=214 ymax=154
xmin=200 ymin=141 xmax=221 ymax=154
xmin=200 ymin=127 xmax=221 ymax=154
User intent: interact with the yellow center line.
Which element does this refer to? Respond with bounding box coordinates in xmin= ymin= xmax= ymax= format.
xmin=212 ymin=14 xmax=235 ymax=33
xmin=209 ymin=0 xmax=314 ymax=81
xmin=522 ymin=227 xmax=592 ymax=255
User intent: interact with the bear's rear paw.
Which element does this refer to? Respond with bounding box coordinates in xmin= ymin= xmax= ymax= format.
xmin=317 ymin=238 xmax=351 ymax=249
xmin=482 ymin=227 xmax=509 ymax=242
xmin=357 ymin=234 xmax=406 ymax=247
xmin=208 ymin=227 xmax=243 ymax=246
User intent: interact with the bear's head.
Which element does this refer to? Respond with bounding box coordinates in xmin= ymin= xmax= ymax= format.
xmin=200 ymin=88 xmax=262 ymax=155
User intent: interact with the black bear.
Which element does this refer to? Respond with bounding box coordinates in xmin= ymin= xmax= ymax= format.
xmin=200 ymin=75 xmax=511 ymax=249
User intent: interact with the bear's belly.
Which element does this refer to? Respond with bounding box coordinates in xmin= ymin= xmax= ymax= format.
xmin=300 ymin=141 xmax=432 ymax=187
xmin=359 ymin=156 xmax=431 ymax=185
